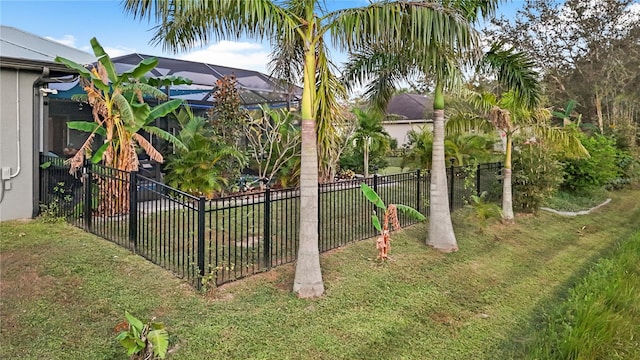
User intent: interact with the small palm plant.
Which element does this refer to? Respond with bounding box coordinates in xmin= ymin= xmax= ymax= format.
xmin=164 ymin=105 xmax=247 ymax=198
xmin=360 ymin=183 xmax=426 ymax=260
xmin=467 ymin=191 xmax=502 ymax=228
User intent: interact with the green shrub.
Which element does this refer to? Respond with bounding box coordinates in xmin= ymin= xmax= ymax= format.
xmin=164 ymin=107 xmax=246 ymax=198
xmin=386 ymin=156 xmax=404 ymax=168
xmin=339 ymin=144 xmax=388 ymax=173
xmin=512 ymin=141 xmax=564 ymax=213
xmin=562 ymin=134 xmax=620 ymax=192
xmin=613 ymin=148 xmax=640 ymax=185
xmin=467 ymin=191 xmax=502 ymax=227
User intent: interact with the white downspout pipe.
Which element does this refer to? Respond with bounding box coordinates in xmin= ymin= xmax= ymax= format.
xmin=12 ymin=69 xmax=22 ymax=178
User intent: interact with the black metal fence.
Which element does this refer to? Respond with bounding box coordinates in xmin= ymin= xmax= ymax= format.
xmin=39 ymin=154 xmax=502 ymax=288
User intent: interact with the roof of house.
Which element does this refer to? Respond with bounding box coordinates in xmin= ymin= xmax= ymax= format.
xmin=0 ymin=26 xmax=95 ymax=72
xmin=0 ymin=25 xmax=299 ymax=108
xmin=49 ymin=53 xmax=301 ymax=109
xmin=108 ymin=53 xmax=301 ymax=107
xmin=385 ymin=93 xmax=433 ymax=121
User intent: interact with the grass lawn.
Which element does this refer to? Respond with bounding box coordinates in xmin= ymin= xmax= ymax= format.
xmin=1 ymin=187 xmax=639 ymax=359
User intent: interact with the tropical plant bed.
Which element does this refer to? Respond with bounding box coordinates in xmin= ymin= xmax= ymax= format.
xmin=1 ymin=188 xmax=638 ymax=359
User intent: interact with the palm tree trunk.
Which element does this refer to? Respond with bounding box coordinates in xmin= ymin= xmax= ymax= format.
xmin=293 ymin=47 xmax=324 ymax=298
xmin=502 ymin=133 xmax=514 ymax=223
xmin=363 ymin=139 xmax=369 ymax=178
xmin=427 ymin=82 xmax=458 ymax=252
xmin=595 ymin=92 xmax=604 ymax=133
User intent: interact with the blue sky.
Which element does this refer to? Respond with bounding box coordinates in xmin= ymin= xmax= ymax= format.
xmin=0 ymin=0 xmax=524 ymax=75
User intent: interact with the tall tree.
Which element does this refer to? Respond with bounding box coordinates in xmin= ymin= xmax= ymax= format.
xmin=486 ymin=0 xmax=640 ymax=138
xmin=208 ymin=75 xmax=250 ymax=185
xmin=125 ymin=0 xmax=476 ymax=297
xmin=342 ymin=5 xmax=540 ymax=251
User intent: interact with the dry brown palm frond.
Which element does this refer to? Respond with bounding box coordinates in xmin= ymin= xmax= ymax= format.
xmin=490 ymin=107 xmax=512 ymax=131
xmin=133 ymin=133 xmax=163 ymax=163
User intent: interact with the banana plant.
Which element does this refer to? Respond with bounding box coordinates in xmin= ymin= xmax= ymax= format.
xmin=55 ymin=37 xmax=190 ymax=174
xmin=116 ymin=311 xmax=169 ymax=359
xmin=360 ymin=183 xmax=426 ymax=260
xmin=552 ymin=99 xmax=582 ymax=126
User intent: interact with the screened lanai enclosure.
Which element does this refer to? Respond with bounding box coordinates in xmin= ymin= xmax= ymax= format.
xmin=44 ymin=53 xmax=301 ymax=158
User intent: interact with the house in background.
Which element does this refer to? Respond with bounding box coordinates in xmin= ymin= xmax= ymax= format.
xmin=383 ymin=93 xmax=433 ymax=146
xmin=0 ymin=25 xmax=95 ymax=221
xmin=47 ymin=53 xmax=300 ymax=157
xmin=1 ymin=25 xmax=301 ymax=221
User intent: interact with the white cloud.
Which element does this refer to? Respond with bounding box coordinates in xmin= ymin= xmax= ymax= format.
xmin=78 ymin=45 xmax=137 ymax=58
xmin=44 ymin=34 xmax=136 ymax=58
xmin=102 ymin=46 xmax=137 ymax=57
xmin=45 ymin=35 xmax=77 ymax=48
xmin=178 ymin=40 xmax=271 ymax=74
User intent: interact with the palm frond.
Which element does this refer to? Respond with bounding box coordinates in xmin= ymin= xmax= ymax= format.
xmin=531 ymin=125 xmax=590 ymax=159
xmin=480 ymin=41 xmax=541 ymax=109
xmin=315 ymin=38 xmax=348 ymax=180
xmin=446 ymin=111 xmax=494 ymax=134
xmin=329 ymin=1 xmax=478 ymax=59
xmin=142 ymin=126 xmax=188 ymax=151
xmin=124 ymin=0 xmax=291 ymax=52
xmin=342 ymin=45 xmax=416 ymax=112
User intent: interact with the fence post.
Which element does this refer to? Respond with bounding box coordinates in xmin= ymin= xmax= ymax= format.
xmin=263 ymin=186 xmax=271 ymax=269
xmin=128 ymin=171 xmax=138 ymax=251
xmin=197 ymin=196 xmax=206 ymax=289
xmin=373 ymin=173 xmax=378 ymax=193
xmin=83 ymin=160 xmax=92 ymax=231
xmin=416 ymin=169 xmax=421 ymax=212
xmin=476 ymin=163 xmax=482 ymax=197
xmin=373 ymin=174 xmax=379 ymax=228
xmin=317 ymin=184 xmax=321 ymax=242
xmin=449 ymin=160 xmax=455 ymax=211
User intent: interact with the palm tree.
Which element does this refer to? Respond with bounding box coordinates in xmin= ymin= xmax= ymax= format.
xmin=351 ymin=108 xmax=390 ymax=177
xmin=124 ymin=0 xmax=477 ymax=297
xmin=342 ymin=4 xmax=539 ymax=251
xmin=466 ymin=90 xmax=589 ymax=223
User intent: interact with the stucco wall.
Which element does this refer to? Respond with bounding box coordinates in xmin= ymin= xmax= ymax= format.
xmin=383 ymin=120 xmax=433 ymax=146
xmin=0 ymin=68 xmax=39 ymax=221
